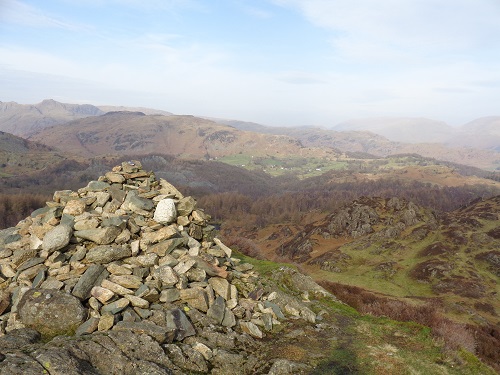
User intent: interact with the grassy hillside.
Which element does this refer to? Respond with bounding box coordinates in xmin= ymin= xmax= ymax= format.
xmin=223 ymin=196 xmax=500 ymax=371
xmin=234 ymin=252 xmax=497 ymax=374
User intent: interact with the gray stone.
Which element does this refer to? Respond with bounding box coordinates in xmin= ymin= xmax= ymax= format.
xmin=42 ymin=224 xmax=72 ymax=253
xmin=17 ymin=257 xmax=45 ymax=272
xmin=176 ymin=196 xmax=196 ymax=216
xmin=109 ymin=274 xmax=142 ymax=289
xmin=75 ymin=317 xmax=99 ymax=336
xmin=124 ymin=294 xmax=149 ymax=308
xmin=98 ymin=313 xmax=115 ymax=331
xmin=74 ymin=217 xmax=100 ymax=231
xmin=101 ymin=216 xmax=127 ymax=228
xmin=85 ymin=245 xmax=132 ymax=264
xmin=207 ymin=296 xmax=226 ymax=324
xmin=92 ymin=191 xmax=111 ymax=207
xmin=101 ymin=279 xmax=134 ymax=296
xmin=113 ymin=321 xmax=174 ymax=343
xmin=129 ymin=194 xmax=154 ymax=212
xmin=147 ymin=238 xmax=186 ymax=256
xmin=72 ymin=264 xmax=106 ymax=300
xmin=264 ymin=301 xmax=286 ymax=320
xmin=101 ymin=297 xmax=130 ymax=314
xmin=193 ymin=256 xmax=229 ymax=278
xmin=11 ymin=249 xmax=37 ymax=266
xmin=75 ymin=226 xmax=121 ymax=245
xmin=160 ymin=288 xmax=180 ymax=303
xmin=53 ymin=190 xmax=73 ymax=203
xmin=165 ymin=308 xmax=196 ymax=341
xmin=240 ymin=321 xmax=263 ymax=339
xmin=86 ymin=180 xmax=110 ymax=192
xmin=222 ymin=308 xmax=236 ymax=328
xmin=262 ymin=313 xmax=273 ymax=331
xmin=31 ymin=269 xmax=46 ymax=288
xmin=173 ymin=257 xmax=196 ymax=274
xmin=208 ymin=277 xmax=231 ymax=300
xmin=159 ymin=178 xmax=184 ymax=199
xmin=105 ymin=171 xmax=125 ymax=183
xmin=192 ymin=342 xmax=213 ymax=360
xmin=186 ymin=267 xmax=206 ymax=282
xmin=40 ymin=278 xmax=64 ymax=290
xmin=91 ymin=286 xmax=115 ymax=303
xmin=214 ymin=237 xmax=232 ymax=258
xmin=179 ymin=288 xmax=209 ymax=312
xmin=17 ymin=289 xmax=87 ymax=339
xmin=141 ymin=226 xmax=179 ymax=246
xmin=122 ymin=307 xmax=140 ymax=322
xmin=134 ymin=253 xmax=158 ymax=267
xmin=153 ymin=265 xmax=179 ymax=287
xmin=62 ymin=199 xmax=86 ymax=216
xmin=30 ymin=206 xmax=51 ymax=218
xmin=60 ymin=213 xmax=75 ymax=227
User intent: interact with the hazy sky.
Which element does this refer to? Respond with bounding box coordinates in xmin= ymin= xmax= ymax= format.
xmin=1 ymin=0 xmax=500 ymax=126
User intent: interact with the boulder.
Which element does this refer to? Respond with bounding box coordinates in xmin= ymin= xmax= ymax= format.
xmin=17 ymin=289 xmax=87 ymax=339
xmin=41 ymin=224 xmax=72 ymax=253
xmin=153 ymin=198 xmax=177 ymax=224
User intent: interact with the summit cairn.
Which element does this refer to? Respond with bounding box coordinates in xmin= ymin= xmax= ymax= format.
xmin=0 ymin=161 xmax=321 ymax=374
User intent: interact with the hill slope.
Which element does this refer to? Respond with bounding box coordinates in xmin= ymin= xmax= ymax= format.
xmin=221 ymin=119 xmax=500 ymax=170
xmin=334 ymin=117 xmax=456 ymax=144
xmin=29 ymin=112 xmax=336 ymax=160
xmin=0 ymin=99 xmax=103 ymax=137
xmin=1 ymin=99 xmax=498 ymax=170
xmin=0 ymin=131 xmax=67 ymax=177
xmin=0 ymin=162 xmax=496 ymax=374
xmin=452 ymin=117 xmax=500 ymax=151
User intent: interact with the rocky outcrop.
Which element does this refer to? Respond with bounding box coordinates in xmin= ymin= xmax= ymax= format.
xmin=0 ymin=161 xmax=330 ymax=374
xmin=276 ymin=197 xmax=434 ymax=263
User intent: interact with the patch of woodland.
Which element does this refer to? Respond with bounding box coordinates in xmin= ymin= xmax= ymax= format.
xmin=1 ymin=153 xmax=500 ymax=231
xmin=0 ymin=193 xmax=50 ymax=228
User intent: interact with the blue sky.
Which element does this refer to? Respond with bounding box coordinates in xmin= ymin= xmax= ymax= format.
xmin=1 ymin=0 xmax=500 ymax=126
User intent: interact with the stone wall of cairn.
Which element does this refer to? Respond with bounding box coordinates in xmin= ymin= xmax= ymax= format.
xmin=0 ymin=161 xmax=316 ymax=348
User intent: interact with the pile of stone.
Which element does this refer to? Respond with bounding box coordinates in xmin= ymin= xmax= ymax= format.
xmin=0 ymin=161 xmax=318 ymax=373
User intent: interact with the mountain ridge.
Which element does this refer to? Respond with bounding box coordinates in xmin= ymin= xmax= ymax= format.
xmin=1 ymin=99 xmax=499 ymax=170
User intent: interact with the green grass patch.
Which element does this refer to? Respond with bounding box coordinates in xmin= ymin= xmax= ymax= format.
xmin=232 ymin=250 xmax=296 ymax=275
xmin=218 ymin=154 xmax=348 ymax=178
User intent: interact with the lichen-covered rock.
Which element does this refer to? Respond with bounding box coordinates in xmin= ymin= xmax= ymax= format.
xmin=17 ymin=289 xmax=87 ymax=339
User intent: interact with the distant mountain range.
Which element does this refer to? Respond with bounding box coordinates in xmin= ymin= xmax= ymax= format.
xmin=0 ymin=99 xmax=499 ymax=170
xmin=217 ymin=119 xmax=500 ymax=170
xmin=333 ymin=116 xmax=500 ymax=151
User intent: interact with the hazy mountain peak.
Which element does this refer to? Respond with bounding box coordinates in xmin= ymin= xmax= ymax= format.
xmin=333 ymin=117 xmax=456 ymax=144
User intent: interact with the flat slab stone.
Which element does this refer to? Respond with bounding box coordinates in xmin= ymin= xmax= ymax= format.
xmin=72 ymin=264 xmax=106 ymax=300
xmin=85 ymin=245 xmax=132 ymax=264
xmin=113 ymin=321 xmax=174 ymax=344
xmin=75 ymin=227 xmax=121 ymax=245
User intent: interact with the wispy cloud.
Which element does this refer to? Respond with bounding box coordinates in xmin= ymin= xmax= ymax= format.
xmin=242 ymin=5 xmax=273 ymax=19
xmin=59 ymin=0 xmax=203 ymax=12
xmin=433 ymin=87 xmax=474 ymax=94
xmin=273 ymin=0 xmax=500 ymax=63
xmin=0 ymin=0 xmax=86 ymax=30
xmin=277 ymin=71 xmax=327 ymax=85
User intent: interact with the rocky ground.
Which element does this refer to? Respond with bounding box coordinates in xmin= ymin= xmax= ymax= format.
xmin=0 ymin=160 xmax=339 ymax=374
xmin=0 ymin=161 xmax=496 ymax=374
